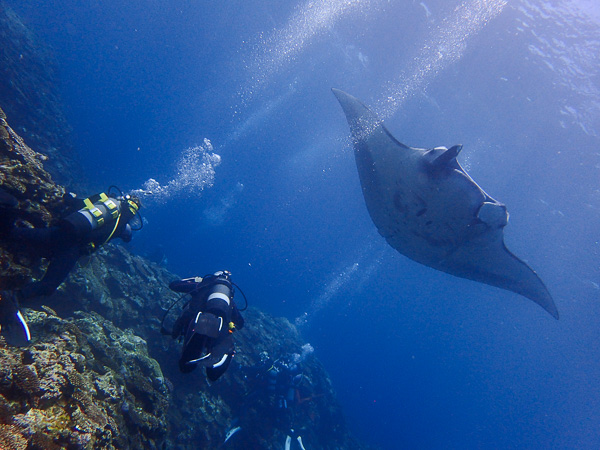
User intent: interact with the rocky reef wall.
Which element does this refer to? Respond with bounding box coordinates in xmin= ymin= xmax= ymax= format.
xmin=0 ymin=1 xmax=82 ymax=188
xmin=0 ymin=110 xmax=367 ymax=448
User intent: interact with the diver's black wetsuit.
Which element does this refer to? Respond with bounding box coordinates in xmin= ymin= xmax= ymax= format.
xmin=4 ymin=193 xmax=135 ymax=300
xmin=170 ymin=273 xmax=244 ymax=380
xmin=0 ymin=190 xmax=139 ymax=346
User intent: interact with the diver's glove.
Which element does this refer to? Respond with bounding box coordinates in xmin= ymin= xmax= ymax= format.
xmin=0 ymin=291 xmax=31 ymax=346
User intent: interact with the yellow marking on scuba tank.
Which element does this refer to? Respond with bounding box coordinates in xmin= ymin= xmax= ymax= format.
xmin=82 ymin=194 xmax=120 ymax=226
xmin=103 ymin=198 xmax=119 ymax=219
xmin=228 ymin=322 xmax=235 ymax=333
xmin=89 ymin=207 xmax=104 ymax=226
xmin=82 ymin=197 xmax=105 ymax=226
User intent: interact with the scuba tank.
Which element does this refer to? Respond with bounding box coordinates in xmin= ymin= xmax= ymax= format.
xmin=63 ymin=191 xmax=140 ymax=251
xmin=205 ymin=272 xmax=234 ymax=321
xmin=63 ymin=192 xmax=121 ymax=239
xmin=183 ymin=272 xmax=234 ymax=344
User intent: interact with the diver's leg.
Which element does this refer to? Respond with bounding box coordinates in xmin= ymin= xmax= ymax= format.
xmin=10 ymin=226 xmax=71 ymax=257
xmin=19 ymin=245 xmax=79 ymax=300
xmin=0 ymin=290 xmax=31 ymax=346
xmin=205 ymin=333 xmax=234 ymax=381
xmin=179 ymin=334 xmax=207 ymax=373
xmin=171 ymin=309 xmax=194 ymax=339
xmin=296 ymin=435 xmax=307 ymax=450
xmin=206 ymin=352 xmax=233 ymax=381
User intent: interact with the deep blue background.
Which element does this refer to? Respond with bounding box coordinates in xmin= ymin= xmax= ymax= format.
xmin=6 ymin=0 xmax=600 ymax=448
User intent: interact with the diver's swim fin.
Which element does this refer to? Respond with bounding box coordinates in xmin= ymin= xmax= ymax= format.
xmin=0 ymin=291 xmax=31 ymax=346
xmin=224 ymin=425 xmax=241 ymax=444
xmin=286 ymin=429 xmax=306 ymax=450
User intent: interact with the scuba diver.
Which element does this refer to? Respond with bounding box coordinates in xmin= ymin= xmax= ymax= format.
xmin=225 ymin=349 xmax=312 ymax=449
xmin=165 ymin=270 xmax=245 ymax=381
xmin=267 ymin=355 xmax=307 ymax=450
xmin=0 ymin=186 xmax=142 ymax=346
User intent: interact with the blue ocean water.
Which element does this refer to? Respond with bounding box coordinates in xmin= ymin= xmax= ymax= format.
xmin=6 ymin=0 xmax=600 ymax=448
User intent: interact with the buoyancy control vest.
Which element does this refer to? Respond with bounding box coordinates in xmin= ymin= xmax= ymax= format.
xmin=63 ymin=192 xmax=128 ymax=249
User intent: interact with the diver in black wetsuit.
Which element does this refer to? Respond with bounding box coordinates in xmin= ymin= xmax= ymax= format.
xmin=166 ymin=270 xmax=244 ymax=381
xmin=267 ymin=356 xmax=307 ymax=450
xmin=224 ymin=352 xmax=310 ymax=449
xmin=0 ymin=187 xmax=141 ymax=345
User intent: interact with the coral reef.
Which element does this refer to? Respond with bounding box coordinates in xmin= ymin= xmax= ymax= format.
xmin=0 ymin=309 xmax=169 ymax=448
xmin=0 ymin=105 xmax=67 ymax=289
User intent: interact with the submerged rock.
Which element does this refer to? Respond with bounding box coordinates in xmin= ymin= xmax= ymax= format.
xmin=0 ymin=2 xmax=82 ymax=187
xmin=0 ymin=105 xmax=67 ymax=289
xmin=0 ymin=309 xmax=169 ymax=449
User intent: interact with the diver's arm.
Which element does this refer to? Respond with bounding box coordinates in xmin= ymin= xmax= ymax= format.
xmin=118 ymin=224 xmax=133 ymax=243
xmin=169 ymin=277 xmax=203 ymax=293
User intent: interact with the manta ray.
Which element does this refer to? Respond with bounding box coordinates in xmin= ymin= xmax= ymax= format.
xmin=333 ymin=88 xmax=558 ymax=319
